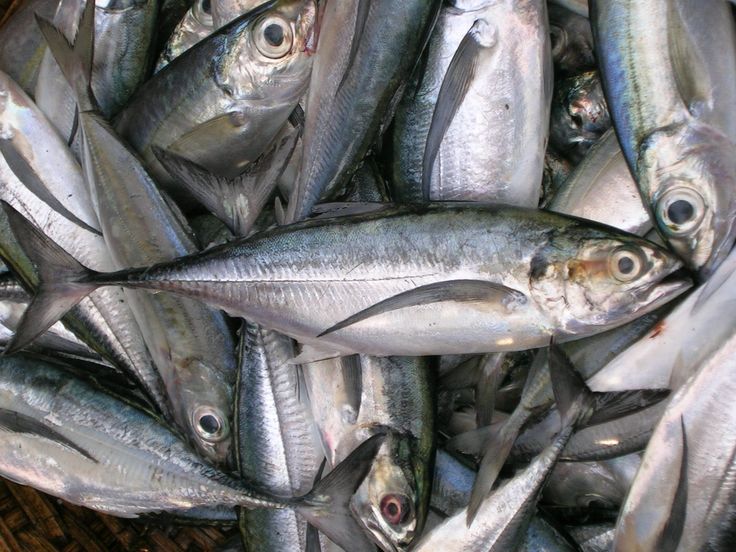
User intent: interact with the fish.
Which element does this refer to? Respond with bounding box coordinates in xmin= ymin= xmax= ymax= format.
xmin=116 ymin=0 xmax=316 ymax=190
xmin=547 ymin=128 xmax=652 ymax=236
xmin=391 ymin=0 xmax=552 ymax=206
xmin=613 ymin=328 xmax=736 ymax=550
xmin=548 ymin=3 xmax=595 ymax=77
xmin=34 ymin=0 xmax=159 ymax=148
xmin=36 ymin=0 xmax=238 ymax=463
xmin=591 ymin=0 xmax=736 ymax=277
xmin=568 ymin=523 xmax=616 ymax=552
xmin=0 ymin=0 xmax=57 ymax=96
xmin=413 ymin=344 xmax=596 ymax=547
xmin=303 ymin=354 xmax=435 ymax=551
xmin=0 ymin=353 xmax=385 ymax=552
xmin=286 ymin=0 xmax=440 ymax=221
xmin=549 ymin=70 xmax=610 ymax=164
xmin=4 ymin=203 xmax=691 ymax=359
xmin=236 ymin=323 xmax=324 ymax=551
xmin=155 ymin=0 xmax=215 ymax=72
xmin=0 ymin=73 xmax=164 ymax=412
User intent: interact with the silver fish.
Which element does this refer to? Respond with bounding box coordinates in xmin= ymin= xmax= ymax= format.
xmin=7 ymin=204 xmax=690 ymax=359
xmin=155 ymin=0 xmax=215 ymax=72
xmin=237 ymin=324 xmax=323 ymax=551
xmin=391 ymin=0 xmax=552 ymax=206
xmin=304 ymin=354 xmax=435 ymax=551
xmin=34 ymin=0 xmax=159 ymax=147
xmin=613 ymin=326 xmax=736 ymax=550
xmin=0 ymin=0 xmax=56 ymax=95
xmin=0 ymin=353 xmax=385 ymax=552
xmin=568 ymin=524 xmax=616 ymax=552
xmin=592 ymin=0 xmax=736 ymax=277
xmin=286 ymin=0 xmax=439 ymax=221
xmin=37 ymin=0 xmax=238 ymax=463
xmin=116 ymin=0 xmax=315 ymax=188
xmin=548 ymin=128 xmax=652 ymax=236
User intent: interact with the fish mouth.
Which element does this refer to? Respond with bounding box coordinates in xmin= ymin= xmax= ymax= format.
xmin=634 ymin=267 xmax=693 ymax=310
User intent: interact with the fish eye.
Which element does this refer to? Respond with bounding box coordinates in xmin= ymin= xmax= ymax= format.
xmin=192 ymin=406 xmax=228 ymax=442
xmin=193 ymin=0 xmax=213 ymax=27
xmin=609 ymin=247 xmax=643 ymax=282
xmin=379 ymin=494 xmax=411 ymax=526
xmin=656 ymin=185 xmax=706 ymax=236
xmin=254 ymin=16 xmax=293 ymax=59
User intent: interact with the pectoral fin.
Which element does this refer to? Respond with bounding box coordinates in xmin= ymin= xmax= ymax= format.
xmin=317 ymin=279 xmax=526 ymax=338
xmin=0 ymin=407 xmax=97 ymax=463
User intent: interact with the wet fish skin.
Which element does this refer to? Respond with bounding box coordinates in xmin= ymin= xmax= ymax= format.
xmin=591 ymin=0 xmax=736 ymax=277
xmin=116 ymin=0 xmax=316 ymax=188
xmin=39 ymin=205 xmax=689 ymax=359
xmin=548 ymin=128 xmax=651 ymax=236
xmin=304 ymin=354 xmax=435 ymax=551
xmin=391 ymin=0 xmax=552 ymax=206
xmin=237 ymin=324 xmax=323 ymax=552
xmin=550 ymin=0 xmax=588 ymax=18
xmin=288 ymin=0 xmax=440 ymax=221
xmin=550 ymin=70 xmax=610 ymax=164
xmin=155 ymin=0 xmax=215 ymax=72
xmin=613 ymin=328 xmax=736 ymax=550
xmin=568 ymin=523 xmax=616 ymax=552
xmin=0 ymin=0 xmax=57 ymax=95
xmin=0 ymin=352 xmax=386 ymax=547
xmin=34 ymin=0 xmax=159 ymax=146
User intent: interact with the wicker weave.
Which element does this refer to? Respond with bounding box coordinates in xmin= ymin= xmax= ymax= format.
xmin=0 ymin=480 xmax=238 ymax=552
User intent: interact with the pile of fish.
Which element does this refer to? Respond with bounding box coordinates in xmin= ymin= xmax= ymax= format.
xmin=0 ymin=0 xmax=734 ymax=549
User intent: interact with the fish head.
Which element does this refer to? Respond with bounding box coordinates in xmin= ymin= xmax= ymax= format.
xmin=529 ymin=227 xmax=691 ymax=335
xmin=218 ymin=0 xmax=316 ymax=105
xmin=550 ymin=70 xmax=610 ymax=163
xmin=350 ymin=430 xmax=425 ymax=551
xmin=639 ymin=122 xmax=736 ymax=279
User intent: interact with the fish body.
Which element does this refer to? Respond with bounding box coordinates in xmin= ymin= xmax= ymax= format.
xmin=392 ymin=0 xmax=552 ymax=206
xmin=548 ymin=128 xmax=651 ymax=236
xmin=288 ymin=0 xmax=439 ymax=220
xmin=34 ymin=0 xmax=159 ymax=144
xmin=0 ymin=0 xmax=57 ymax=95
xmin=237 ymin=324 xmax=323 ymax=551
xmin=65 ymin=205 xmax=691 ymax=358
xmin=592 ymin=0 xmax=736 ymax=276
xmin=116 ymin=0 xmax=315 ymax=188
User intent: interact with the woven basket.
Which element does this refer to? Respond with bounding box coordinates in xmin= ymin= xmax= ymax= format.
xmin=0 ymin=480 xmax=237 ymax=551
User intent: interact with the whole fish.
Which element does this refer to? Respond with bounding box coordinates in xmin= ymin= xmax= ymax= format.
xmin=548 ymin=128 xmax=651 ymax=236
xmin=286 ymin=0 xmax=439 ymax=221
xmin=591 ymin=0 xmax=736 ymax=277
xmin=34 ymin=0 xmax=159 ymax=145
xmin=6 ymin=204 xmax=690 ymax=359
xmin=391 ymin=0 xmax=552 ymax=206
xmin=613 ymin=327 xmax=736 ymax=551
xmin=0 ymin=73 xmax=163 ymax=411
xmin=550 ymin=70 xmax=610 ymax=164
xmin=0 ymin=0 xmax=56 ymax=95
xmin=304 ymin=354 xmax=435 ymax=551
xmin=413 ymin=345 xmax=594 ymax=548
xmin=37 ymin=0 xmax=238 ymax=463
xmin=0 ymin=353 xmax=385 ymax=552
xmin=116 ymin=0 xmax=315 ymax=188
xmin=236 ymin=324 xmax=323 ymax=551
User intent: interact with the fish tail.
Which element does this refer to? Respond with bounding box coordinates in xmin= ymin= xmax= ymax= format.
xmin=34 ymin=0 xmax=96 ymax=112
xmin=294 ymin=432 xmax=387 ymax=552
xmin=0 ymin=202 xmax=99 ymax=354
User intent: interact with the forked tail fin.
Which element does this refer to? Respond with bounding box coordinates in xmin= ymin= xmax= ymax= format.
xmin=295 ymin=432 xmax=386 ymax=552
xmin=35 ymin=0 xmax=96 ymax=112
xmin=0 ymin=202 xmax=98 ymax=354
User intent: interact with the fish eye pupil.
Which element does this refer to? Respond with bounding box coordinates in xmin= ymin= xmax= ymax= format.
xmin=387 ymin=502 xmax=399 ymax=517
xmin=264 ymin=23 xmax=284 ymax=47
xmin=667 ymin=199 xmax=695 ymax=225
xmin=200 ymin=0 xmax=210 ymax=14
xmin=617 ymin=256 xmax=634 ymax=274
xmin=199 ymin=413 xmax=220 ymax=435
